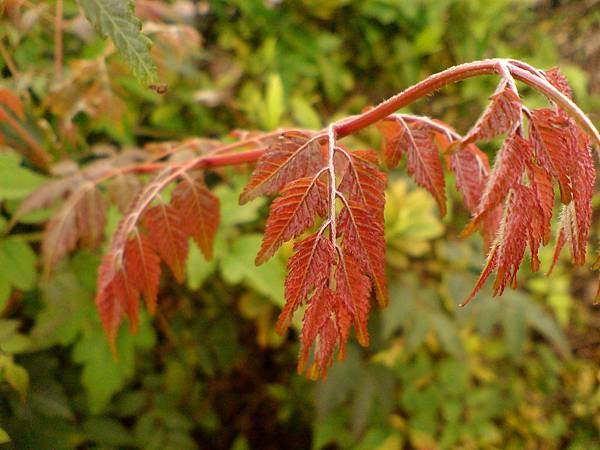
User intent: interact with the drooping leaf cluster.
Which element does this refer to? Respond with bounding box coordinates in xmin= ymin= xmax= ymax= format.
xmin=13 ymin=62 xmax=600 ymax=377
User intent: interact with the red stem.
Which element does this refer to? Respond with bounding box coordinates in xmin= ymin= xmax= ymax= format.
xmin=102 ymin=59 xmax=600 ymax=184
xmin=194 ymin=148 xmax=266 ymax=168
xmin=334 ymin=59 xmax=499 ymax=137
xmin=334 ymin=58 xmax=600 ymax=151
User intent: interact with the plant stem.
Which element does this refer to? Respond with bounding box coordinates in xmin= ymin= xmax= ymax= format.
xmin=1 ymin=108 xmax=51 ymax=170
xmin=333 ymin=58 xmax=600 ymax=152
xmin=54 ymin=0 xmax=63 ymax=80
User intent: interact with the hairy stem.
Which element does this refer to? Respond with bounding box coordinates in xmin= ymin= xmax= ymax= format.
xmin=333 ymin=58 xmax=600 ymax=152
xmin=326 ymin=125 xmax=338 ymax=244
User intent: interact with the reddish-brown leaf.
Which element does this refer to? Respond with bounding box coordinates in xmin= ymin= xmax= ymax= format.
xmin=298 ymin=286 xmax=336 ymax=377
xmin=257 ymin=174 xmax=327 ymax=264
xmin=143 ymin=203 xmax=189 ymax=283
xmin=527 ymin=163 xmax=554 ymax=246
xmin=529 ymin=108 xmax=574 ymax=204
xmin=124 ymin=232 xmax=161 ymax=315
xmin=549 ymin=215 xmax=568 ymax=275
xmin=75 ymin=184 xmax=107 ymax=249
xmin=337 ymin=149 xmax=387 ymax=306
xmin=544 ymin=67 xmax=573 ymax=99
xmin=450 ymin=144 xmax=489 ymax=212
xmin=171 ymin=174 xmax=220 ymax=260
xmin=462 ymin=133 xmax=532 ymax=236
xmin=335 ymin=249 xmax=372 ymax=348
xmin=96 ymin=255 xmax=122 ymax=351
xmin=462 ymin=245 xmax=499 ymax=306
xmin=337 ymin=199 xmax=387 ymax=307
xmin=111 ymin=267 xmax=141 ymax=334
xmin=492 ymin=186 xmax=532 ymax=294
xmin=42 ymin=194 xmax=79 ymax=273
xmin=403 ymin=123 xmax=447 ymax=215
xmin=376 ymin=117 xmax=411 ymax=168
xmin=239 ymin=131 xmax=325 ymax=204
xmin=450 ymin=143 xmax=502 ymax=249
xmin=108 ymin=173 xmax=142 ymax=213
xmin=462 ymin=82 xmax=522 ymax=145
xmin=338 ymin=149 xmax=387 ymax=215
xmin=276 ymin=232 xmax=335 ymax=334
xmin=569 ymin=127 xmax=594 ymax=265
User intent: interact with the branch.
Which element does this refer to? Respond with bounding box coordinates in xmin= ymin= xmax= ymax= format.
xmin=333 ymin=58 xmax=600 ymax=153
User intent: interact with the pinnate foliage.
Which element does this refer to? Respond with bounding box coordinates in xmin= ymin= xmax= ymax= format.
xmin=78 ymin=0 xmax=163 ymax=91
xmin=15 ymin=59 xmax=600 ymax=378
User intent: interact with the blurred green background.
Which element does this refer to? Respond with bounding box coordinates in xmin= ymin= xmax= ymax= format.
xmin=1 ymin=0 xmax=600 ymax=448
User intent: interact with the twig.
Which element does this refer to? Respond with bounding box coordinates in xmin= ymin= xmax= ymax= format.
xmin=0 ymin=38 xmax=18 ymax=77
xmin=54 ymin=0 xmax=63 ymax=80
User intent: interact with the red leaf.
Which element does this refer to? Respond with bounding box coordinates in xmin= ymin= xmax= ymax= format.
xmin=544 ymin=67 xmax=573 ymax=99
xmin=337 ymin=150 xmax=388 ymax=306
xmin=548 ymin=224 xmax=567 ymax=275
xmin=462 ymin=133 xmax=532 ymax=236
xmin=462 ymin=82 xmax=522 ymax=144
xmin=239 ymin=131 xmax=325 ymax=204
xmin=111 ymin=267 xmax=141 ymax=334
xmin=171 ymin=174 xmax=220 ymax=260
xmin=124 ymin=232 xmax=161 ymax=315
xmin=95 ymin=256 xmax=122 ymax=353
xmin=527 ymin=163 xmax=554 ymax=246
xmin=492 ymin=186 xmax=533 ymax=294
xmin=143 ymin=203 xmax=189 ymax=283
xmin=529 ymin=108 xmax=574 ymax=204
xmin=450 ymin=143 xmax=501 ymax=249
xmin=335 ymin=249 xmax=372 ymax=349
xmin=298 ymin=286 xmax=336 ymax=377
xmin=337 ymin=199 xmax=387 ymax=307
xmin=376 ymin=117 xmax=411 ymax=168
xmin=257 ymin=174 xmax=327 ymax=264
xmin=450 ymin=143 xmax=490 ymax=212
xmin=338 ymin=149 xmax=387 ymax=214
xmin=569 ymin=127 xmax=594 ymax=265
xmin=276 ymin=232 xmax=335 ymax=334
xmin=462 ymin=245 xmax=498 ymax=306
xmin=402 ymin=123 xmax=447 ymax=215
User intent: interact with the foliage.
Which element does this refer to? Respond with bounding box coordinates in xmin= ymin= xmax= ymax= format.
xmin=1 ymin=1 xmax=600 ymax=449
xmin=78 ymin=0 xmax=162 ymax=90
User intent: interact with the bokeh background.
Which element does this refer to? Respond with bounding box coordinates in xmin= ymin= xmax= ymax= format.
xmin=1 ymin=0 xmax=600 ymax=448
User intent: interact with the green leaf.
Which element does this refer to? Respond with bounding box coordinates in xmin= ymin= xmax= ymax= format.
xmin=0 ymin=427 xmax=9 ymax=444
xmin=82 ymin=417 xmax=134 ymax=446
xmin=32 ymin=272 xmax=92 ymax=348
xmin=4 ymin=359 xmax=30 ymax=399
xmin=264 ymin=73 xmax=285 ymax=129
xmin=0 ymin=319 xmax=32 ymax=353
xmin=214 ymin=176 xmax=266 ymax=227
xmin=73 ymin=314 xmax=155 ymax=413
xmin=0 ymin=271 xmax=10 ymax=311
xmin=290 ymin=96 xmax=321 ymax=129
xmin=186 ymin=242 xmax=217 ymax=291
xmin=430 ymin=312 xmax=465 ymax=359
xmin=0 ymin=153 xmax=46 ymax=200
xmin=220 ymin=234 xmax=286 ymax=306
xmin=78 ymin=0 xmax=162 ymax=89
xmin=0 ymin=238 xmax=37 ymax=290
